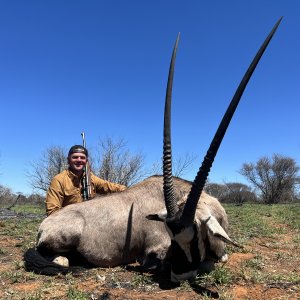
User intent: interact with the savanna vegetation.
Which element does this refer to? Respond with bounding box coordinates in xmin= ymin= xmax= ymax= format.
xmin=0 ymin=139 xmax=299 ymax=298
xmin=0 ymin=203 xmax=299 ymax=299
xmin=1 ymin=138 xmax=300 ymax=209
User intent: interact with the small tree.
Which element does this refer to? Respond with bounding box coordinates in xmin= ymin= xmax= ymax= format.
xmin=204 ymin=182 xmax=228 ymax=200
xmin=27 ymin=138 xmax=147 ymax=192
xmin=27 ymin=193 xmax=45 ymax=205
xmin=95 ymin=137 xmax=145 ymax=186
xmin=240 ymin=154 xmax=299 ymax=204
xmin=223 ymin=182 xmax=257 ymax=205
xmin=0 ymin=185 xmax=14 ymax=205
xmin=150 ymin=153 xmax=197 ymax=178
xmin=204 ymin=182 xmax=256 ymax=204
xmin=27 ymin=146 xmax=68 ymax=192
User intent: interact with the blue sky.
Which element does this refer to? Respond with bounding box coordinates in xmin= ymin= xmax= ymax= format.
xmin=0 ymin=1 xmax=299 ymax=195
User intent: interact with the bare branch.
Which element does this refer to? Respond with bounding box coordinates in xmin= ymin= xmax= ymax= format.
xmin=95 ymin=137 xmax=146 ymax=186
xmin=26 ymin=146 xmax=68 ymax=192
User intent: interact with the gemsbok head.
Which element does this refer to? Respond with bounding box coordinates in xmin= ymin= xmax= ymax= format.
xmin=147 ymin=17 xmax=282 ymax=282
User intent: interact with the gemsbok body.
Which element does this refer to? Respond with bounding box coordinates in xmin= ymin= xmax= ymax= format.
xmin=24 ymin=18 xmax=281 ymax=282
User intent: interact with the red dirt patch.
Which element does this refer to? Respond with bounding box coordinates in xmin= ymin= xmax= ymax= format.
xmin=226 ymin=252 xmax=256 ymax=268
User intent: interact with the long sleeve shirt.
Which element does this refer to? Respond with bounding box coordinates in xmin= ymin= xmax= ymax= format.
xmin=45 ymin=169 xmax=126 ymax=216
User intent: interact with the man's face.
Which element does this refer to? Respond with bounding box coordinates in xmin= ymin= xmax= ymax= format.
xmin=68 ymin=152 xmax=87 ymax=173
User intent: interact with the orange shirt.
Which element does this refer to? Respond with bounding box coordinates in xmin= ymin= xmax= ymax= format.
xmin=45 ymin=169 xmax=126 ymax=216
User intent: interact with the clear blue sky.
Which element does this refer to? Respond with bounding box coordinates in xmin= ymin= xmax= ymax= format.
xmin=0 ymin=1 xmax=299 ymax=195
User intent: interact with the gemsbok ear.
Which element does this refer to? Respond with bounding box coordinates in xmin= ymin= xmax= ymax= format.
xmin=146 ymin=214 xmax=166 ymax=222
xmin=204 ymin=216 xmax=242 ymax=248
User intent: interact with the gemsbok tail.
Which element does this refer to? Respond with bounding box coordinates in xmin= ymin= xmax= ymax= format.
xmin=24 ymin=248 xmax=82 ymax=275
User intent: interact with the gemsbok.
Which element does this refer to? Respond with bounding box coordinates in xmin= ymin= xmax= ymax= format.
xmin=24 ymin=18 xmax=281 ymax=282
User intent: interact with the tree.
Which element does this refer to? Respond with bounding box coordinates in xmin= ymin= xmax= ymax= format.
xmin=27 ymin=146 xmax=68 ymax=192
xmin=173 ymin=153 xmax=197 ymax=178
xmin=204 ymin=182 xmax=228 ymax=200
xmin=27 ymin=138 xmax=198 ymax=192
xmin=150 ymin=153 xmax=197 ymax=178
xmin=240 ymin=154 xmax=299 ymax=204
xmin=27 ymin=139 xmax=146 ymax=192
xmin=222 ymin=182 xmax=257 ymax=205
xmin=27 ymin=193 xmax=45 ymax=205
xmin=0 ymin=185 xmax=14 ymax=205
xmin=204 ymin=182 xmax=256 ymax=204
xmin=95 ymin=137 xmax=145 ymax=186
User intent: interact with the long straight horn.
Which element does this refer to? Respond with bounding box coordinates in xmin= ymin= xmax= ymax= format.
xmin=180 ymin=18 xmax=282 ymax=226
xmin=163 ymin=33 xmax=180 ymax=218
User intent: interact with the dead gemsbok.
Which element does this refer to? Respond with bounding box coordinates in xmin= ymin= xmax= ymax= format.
xmin=24 ymin=18 xmax=281 ymax=283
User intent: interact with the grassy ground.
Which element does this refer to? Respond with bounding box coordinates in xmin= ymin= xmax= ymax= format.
xmin=0 ymin=203 xmax=299 ymax=299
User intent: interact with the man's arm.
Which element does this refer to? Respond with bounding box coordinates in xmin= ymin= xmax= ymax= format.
xmin=92 ymin=174 xmax=127 ymax=194
xmin=45 ymin=178 xmax=64 ymax=216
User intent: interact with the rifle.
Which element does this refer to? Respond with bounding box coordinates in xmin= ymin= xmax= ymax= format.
xmin=81 ymin=132 xmax=92 ymax=200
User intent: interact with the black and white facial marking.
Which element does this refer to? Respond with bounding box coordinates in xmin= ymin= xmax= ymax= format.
xmin=147 ymin=210 xmax=234 ymax=283
xmin=165 ymin=220 xmax=202 ymax=282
